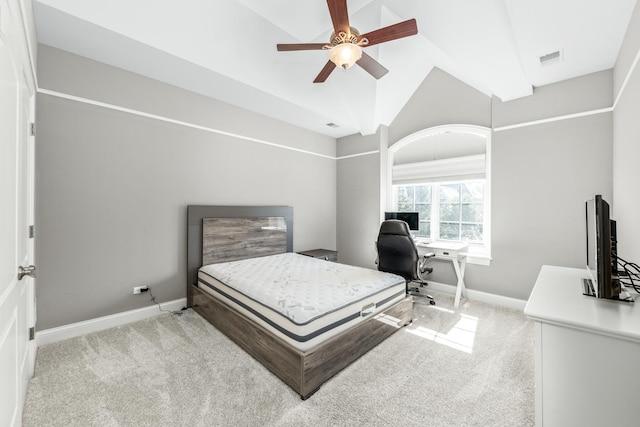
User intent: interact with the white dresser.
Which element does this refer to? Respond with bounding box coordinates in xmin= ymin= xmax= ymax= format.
xmin=524 ymin=265 xmax=640 ymax=427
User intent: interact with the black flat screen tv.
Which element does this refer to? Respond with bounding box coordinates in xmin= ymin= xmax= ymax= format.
xmin=384 ymin=212 xmax=419 ymax=231
xmin=585 ymin=195 xmax=620 ymax=299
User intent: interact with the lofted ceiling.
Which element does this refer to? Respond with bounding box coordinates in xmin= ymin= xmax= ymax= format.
xmin=33 ymin=0 xmax=637 ymax=138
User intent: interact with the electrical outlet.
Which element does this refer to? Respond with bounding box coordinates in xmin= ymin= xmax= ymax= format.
xmin=133 ymin=286 xmax=149 ymax=294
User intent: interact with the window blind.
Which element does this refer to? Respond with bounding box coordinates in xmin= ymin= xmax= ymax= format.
xmin=392 ymin=154 xmax=485 ymax=185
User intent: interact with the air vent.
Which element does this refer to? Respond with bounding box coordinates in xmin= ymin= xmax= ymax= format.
xmin=539 ymin=50 xmax=562 ymax=66
xmin=326 ymin=122 xmax=339 ymax=128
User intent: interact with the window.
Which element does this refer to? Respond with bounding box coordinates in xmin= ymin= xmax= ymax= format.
xmin=393 ymin=180 xmax=485 ymax=246
xmin=439 ymin=182 xmax=484 ymax=242
xmin=388 ymin=125 xmax=491 ymax=265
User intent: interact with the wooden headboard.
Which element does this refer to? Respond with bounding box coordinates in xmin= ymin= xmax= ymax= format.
xmin=186 ymin=205 xmax=293 ymax=286
xmin=202 ymin=216 xmax=287 ymax=265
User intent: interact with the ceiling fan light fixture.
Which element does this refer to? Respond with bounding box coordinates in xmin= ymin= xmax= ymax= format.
xmin=329 ymin=43 xmax=362 ymax=69
xmin=276 ymin=3 xmax=417 ymax=83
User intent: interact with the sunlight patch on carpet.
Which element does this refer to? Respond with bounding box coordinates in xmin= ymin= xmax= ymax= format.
xmin=406 ymin=314 xmax=478 ymax=353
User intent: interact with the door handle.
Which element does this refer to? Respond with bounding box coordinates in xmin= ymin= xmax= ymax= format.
xmin=18 ymin=265 xmax=36 ymax=280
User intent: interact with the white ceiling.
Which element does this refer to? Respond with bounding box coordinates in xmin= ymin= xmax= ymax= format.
xmin=33 ymin=0 xmax=637 ymax=138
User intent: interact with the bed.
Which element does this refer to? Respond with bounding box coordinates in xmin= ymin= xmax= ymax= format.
xmin=186 ymin=205 xmax=413 ymax=399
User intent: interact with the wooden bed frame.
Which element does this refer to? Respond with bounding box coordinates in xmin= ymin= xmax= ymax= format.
xmin=186 ymin=205 xmax=413 ymax=399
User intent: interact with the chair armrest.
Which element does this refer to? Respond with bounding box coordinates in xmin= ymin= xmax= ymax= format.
xmin=417 ymin=253 xmax=435 ymax=278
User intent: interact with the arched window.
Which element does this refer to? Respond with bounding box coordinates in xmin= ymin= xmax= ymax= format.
xmin=388 ymin=125 xmax=491 ymax=265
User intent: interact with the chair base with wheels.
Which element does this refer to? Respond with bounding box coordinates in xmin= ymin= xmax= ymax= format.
xmin=408 ymin=280 xmax=435 ymax=305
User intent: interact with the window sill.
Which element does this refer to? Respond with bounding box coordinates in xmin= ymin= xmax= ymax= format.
xmin=467 ymin=254 xmax=491 ymax=266
xmin=466 ymin=247 xmax=491 ymax=266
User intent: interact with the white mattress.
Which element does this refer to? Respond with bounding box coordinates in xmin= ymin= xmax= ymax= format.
xmin=197 ymin=252 xmax=407 ymax=351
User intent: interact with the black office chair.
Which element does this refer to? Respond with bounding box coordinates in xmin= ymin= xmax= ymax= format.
xmin=376 ymin=219 xmax=436 ymax=305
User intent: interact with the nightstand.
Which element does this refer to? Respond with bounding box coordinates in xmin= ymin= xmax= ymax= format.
xmin=297 ymin=249 xmax=338 ymax=262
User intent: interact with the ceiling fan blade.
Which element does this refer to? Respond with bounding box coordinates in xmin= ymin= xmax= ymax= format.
xmin=277 ymin=43 xmax=326 ymax=51
xmin=313 ymin=60 xmax=337 ymax=83
xmin=327 ymin=0 xmax=350 ymax=36
xmin=359 ymin=19 xmax=418 ymax=47
xmin=356 ymin=52 xmax=389 ymax=79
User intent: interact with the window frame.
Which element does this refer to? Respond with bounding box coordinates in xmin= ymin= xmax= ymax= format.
xmin=387 ymin=125 xmax=491 ymax=266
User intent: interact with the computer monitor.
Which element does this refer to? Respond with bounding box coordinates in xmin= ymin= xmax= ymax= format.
xmin=585 ymin=195 xmax=620 ymax=299
xmin=384 ymin=212 xmax=419 ymax=231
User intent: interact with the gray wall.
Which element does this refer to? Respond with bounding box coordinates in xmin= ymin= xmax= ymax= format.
xmin=36 ymin=45 xmax=337 ymax=330
xmin=485 ymin=71 xmax=614 ymax=299
xmin=337 ymin=67 xmax=614 ymax=301
xmin=481 ymin=113 xmax=612 ymax=298
xmin=388 ymin=68 xmax=492 ymax=144
xmin=613 ymin=2 xmax=640 ymax=265
xmin=336 ymin=131 xmax=383 ymax=267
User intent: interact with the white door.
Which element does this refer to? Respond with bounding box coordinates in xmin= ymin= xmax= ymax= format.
xmin=0 ymin=0 xmax=37 ymax=424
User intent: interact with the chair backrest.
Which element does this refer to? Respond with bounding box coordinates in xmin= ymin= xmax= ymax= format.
xmin=376 ymin=219 xmax=419 ymax=280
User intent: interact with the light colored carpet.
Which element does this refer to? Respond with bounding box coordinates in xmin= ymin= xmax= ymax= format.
xmin=23 ymin=293 xmax=534 ymax=426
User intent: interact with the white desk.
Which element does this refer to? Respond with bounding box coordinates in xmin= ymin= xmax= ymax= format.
xmin=525 ymin=265 xmax=640 ymax=427
xmin=417 ymin=241 xmax=468 ymax=309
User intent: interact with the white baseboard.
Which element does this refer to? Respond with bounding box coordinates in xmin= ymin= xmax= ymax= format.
xmin=424 ymin=281 xmax=527 ymax=311
xmin=36 ymin=298 xmax=187 ymax=347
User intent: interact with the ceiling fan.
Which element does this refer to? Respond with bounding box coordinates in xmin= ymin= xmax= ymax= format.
xmin=276 ymin=0 xmax=418 ymax=83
